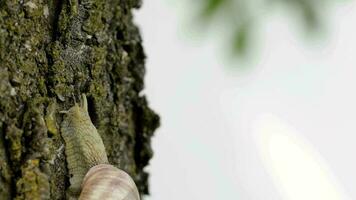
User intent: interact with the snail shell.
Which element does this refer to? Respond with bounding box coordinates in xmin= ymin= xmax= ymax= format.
xmin=79 ymin=164 xmax=140 ymax=200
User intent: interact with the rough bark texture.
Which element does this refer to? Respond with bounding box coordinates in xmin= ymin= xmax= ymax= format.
xmin=0 ymin=0 xmax=159 ymax=199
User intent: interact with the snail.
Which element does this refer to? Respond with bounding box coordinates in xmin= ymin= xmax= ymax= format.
xmin=60 ymin=94 xmax=140 ymax=200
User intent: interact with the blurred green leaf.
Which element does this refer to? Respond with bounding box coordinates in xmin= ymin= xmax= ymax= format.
xmin=300 ymin=1 xmax=319 ymax=30
xmin=195 ymin=0 xmax=327 ymax=58
xmin=201 ymin=0 xmax=226 ymax=17
xmin=233 ymin=25 xmax=249 ymax=55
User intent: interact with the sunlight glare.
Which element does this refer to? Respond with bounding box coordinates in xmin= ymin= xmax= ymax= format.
xmin=254 ymin=114 xmax=350 ymax=200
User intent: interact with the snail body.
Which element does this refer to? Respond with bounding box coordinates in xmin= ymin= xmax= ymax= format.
xmin=61 ymin=94 xmax=139 ymax=200
xmin=61 ymin=94 xmax=109 ymax=196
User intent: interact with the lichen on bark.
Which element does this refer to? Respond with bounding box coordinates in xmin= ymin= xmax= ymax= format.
xmin=0 ymin=0 xmax=159 ymax=199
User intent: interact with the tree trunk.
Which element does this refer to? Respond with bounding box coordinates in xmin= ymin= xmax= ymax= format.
xmin=0 ymin=0 xmax=159 ymax=199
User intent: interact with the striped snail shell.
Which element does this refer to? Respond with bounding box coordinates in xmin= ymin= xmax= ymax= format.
xmin=79 ymin=164 xmax=141 ymax=200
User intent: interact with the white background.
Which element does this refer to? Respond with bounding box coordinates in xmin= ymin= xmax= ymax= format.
xmin=135 ymin=0 xmax=356 ymax=199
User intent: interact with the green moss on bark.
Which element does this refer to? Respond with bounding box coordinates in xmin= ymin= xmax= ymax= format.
xmin=0 ymin=0 xmax=159 ymax=199
xmin=15 ymin=159 xmax=50 ymax=200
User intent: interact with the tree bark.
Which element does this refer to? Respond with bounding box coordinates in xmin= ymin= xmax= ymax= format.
xmin=0 ymin=0 xmax=159 ymax=199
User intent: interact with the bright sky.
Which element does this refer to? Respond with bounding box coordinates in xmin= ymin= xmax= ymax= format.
xmin=135 ymin=0 xmax=356 ymax=199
